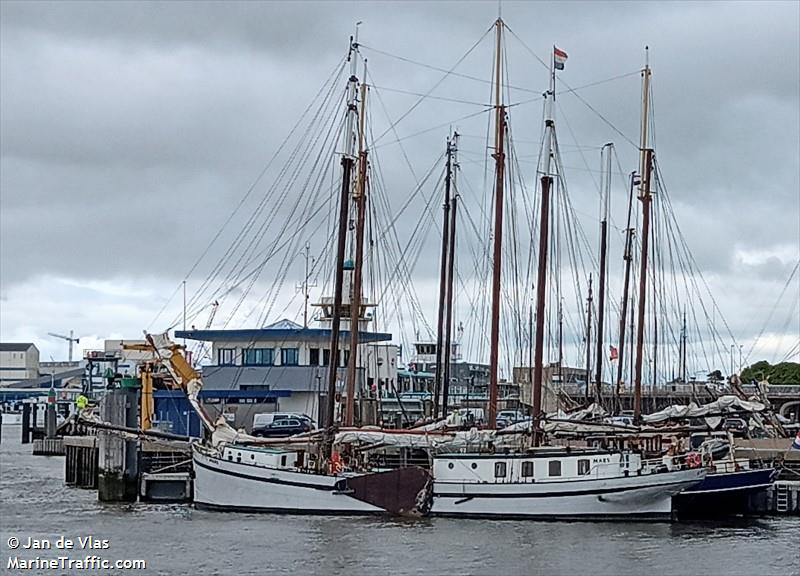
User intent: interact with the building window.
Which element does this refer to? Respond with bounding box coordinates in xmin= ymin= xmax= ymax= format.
xmin=281 ymin=348 xmax=299 ymax=366
xmin=243 ymin=348 xmax=274 ymax=366
xmin=548 ymin=460 xmax=561 ymax=477
xmin=343 ymin=350 xmax=350 ymax=367
xmin=522 ymin=461 xmax=534 ymax=478
xmin=578 ymin=459 xmax=591 ymax=476
xmin=309 ymin=348 xmax=320 ymax=366
xmin=494 ymin=462 xmax=507 ymax=478
xmin=322 ymin=349 xmax=331 ymax=366
xmin=218 ymin=348 xmax=236 ymax=366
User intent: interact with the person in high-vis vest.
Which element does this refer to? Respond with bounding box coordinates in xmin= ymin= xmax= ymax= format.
xmin=75 ymin=394 xmax=89 ymax=411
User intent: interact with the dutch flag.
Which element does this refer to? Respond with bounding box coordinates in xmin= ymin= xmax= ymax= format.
xmin=792 ymin=430 xmax=800 ymax=450
xmin=554 ymin=47 xmax=568 ymax=70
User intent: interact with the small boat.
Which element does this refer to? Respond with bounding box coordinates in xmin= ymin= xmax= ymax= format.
xmin=673 ymin=434 xmax=778 ymax=518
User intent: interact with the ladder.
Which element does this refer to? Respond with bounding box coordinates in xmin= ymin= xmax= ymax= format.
xmin=774 ymin=483 xmax=790 ymax=513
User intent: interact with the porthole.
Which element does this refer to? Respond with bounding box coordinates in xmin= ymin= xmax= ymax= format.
xmin=448 ymin=462 xmax=454 ymax=469
xmin=471 ymin=463 xmax=477 ymax=469
xmin=251 ymin=454 xmax=255 ymax=460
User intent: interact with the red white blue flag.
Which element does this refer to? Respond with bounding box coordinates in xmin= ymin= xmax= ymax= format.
xmin=554 ymin=47 xmax=568 ymax=70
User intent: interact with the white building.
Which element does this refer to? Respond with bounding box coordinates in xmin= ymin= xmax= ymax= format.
xmin=0 ymin=343 xmax=39 ymax=386
xmin=175 ymin=319 xmax=397 ymax=429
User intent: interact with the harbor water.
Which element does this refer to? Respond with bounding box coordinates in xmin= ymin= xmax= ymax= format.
xmin=1 ymin=427 xmax=798 ymax=576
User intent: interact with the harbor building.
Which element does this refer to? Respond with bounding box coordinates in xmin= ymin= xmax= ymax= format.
xmin=175 ymin=319 xmax=397 ymax=430
xmin=0 ymin=343 xmax=40 ymax=386
xmin=175 ymin=262 xmax=400 ymax=430
xmin=402 ymin=341 xmax=519 ymax=412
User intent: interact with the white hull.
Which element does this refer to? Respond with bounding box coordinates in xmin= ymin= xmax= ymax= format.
xmin=431 ymin=468 xmax=705 ymax=519
xmin=193 ymin=446 xmax=384 ymax=514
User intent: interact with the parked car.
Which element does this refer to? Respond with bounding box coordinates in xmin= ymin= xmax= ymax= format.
xmin=252 ymin=418 xmax=312 ymax=438
xmin=497 ymin=410 xmax=526 ymax=423
xmin=495 ymin=417 xmax=511 ymax=429
xmin=252 ymin=412 xmax=316 ymax=431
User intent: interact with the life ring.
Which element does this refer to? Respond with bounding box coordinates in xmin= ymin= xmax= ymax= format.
xmin=685 ymin=452 xmax=702 ymax=468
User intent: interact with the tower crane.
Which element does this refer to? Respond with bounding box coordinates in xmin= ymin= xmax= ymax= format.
xmin=47 ymin=330 xmax=80 ymax=362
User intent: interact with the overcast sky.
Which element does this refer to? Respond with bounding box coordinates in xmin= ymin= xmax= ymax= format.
xmin=1 ymin=1 xmax=798 ymax=378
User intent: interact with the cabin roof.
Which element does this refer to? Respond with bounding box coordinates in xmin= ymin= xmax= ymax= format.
xmin=175 ymin=328 xmax=392 ymax=344
xmin=0 ymin=342 xmax=37 ymax=352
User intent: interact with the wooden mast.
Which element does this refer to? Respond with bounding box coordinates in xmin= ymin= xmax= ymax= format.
xmin=344 ymin=60 xmax=369 ymax=427
xmin=633 ymin=53 xmax=653 ymax=424
xmin=594 ymin=143 xmax=612 ymax=405
xmin=532 ymin=46 xmax=559 ymax=445
xmin=442 ymin=133 xmax=459 ymax=419
xmin=433 ymin=138 xmax=452 ymax=419
xmin=615 ymin=171 xmax=637 ymax=413
xmin=487 ymin=17 xmax=505 ymax=429
xmin=324 ymin=34 xmax=359 ymax=436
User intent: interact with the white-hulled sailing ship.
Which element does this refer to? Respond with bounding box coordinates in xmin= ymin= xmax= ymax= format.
xmin=147 ymin=18 xmax=708 ymax=519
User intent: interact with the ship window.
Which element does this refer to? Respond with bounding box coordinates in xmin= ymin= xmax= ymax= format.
xmin=281 ymin=455 xmax=287 ymax=467
xmin=309 ymin=348 xmax=320 ymax=366
xmin=548 ymin=460 xmax=561 ymax=477
xmin=218 ymin=348 xmax=236 ymax=366
xmin=578 ymin=459 xmax=590 ymax=475
xmin=243 ymin=348 xmax=274 ymax=366
xmin=494 ymin=462 xmax=507 ymax=478
xmin=522 ymin=461 xmax=534 ymax=478
xmin=281 ymin=348 xmax=299 ymax=366
xmin=448 ymin=462 xmax=454 ymax=469
xmin=471 ymin=463 xmax=478 ymax=470
xmin=322 ymin=349 xmax=331 ymax=366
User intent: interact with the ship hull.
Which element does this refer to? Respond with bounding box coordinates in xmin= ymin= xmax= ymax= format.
xmin=673 ymin=468 xmax=777 ymax=518
xmin=193 ymin=446 xmax=430 ymax=516
xmin=431 ymin=468 xmax=705 ymax=519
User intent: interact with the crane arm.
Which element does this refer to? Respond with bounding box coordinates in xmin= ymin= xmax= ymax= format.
xmin=145 ymin=333 xmax=215 ymax=433
xmin=48 ymin=332 xmax=79 ymax=342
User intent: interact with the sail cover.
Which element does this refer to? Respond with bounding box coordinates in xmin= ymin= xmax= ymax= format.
xmin=642 ymin=395 xmax=765 ymax=424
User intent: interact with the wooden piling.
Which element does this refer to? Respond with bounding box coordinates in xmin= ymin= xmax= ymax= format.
xmin=21 ymin=403 xmax=31 ymax=444
xmin=64 ymin=436 xmax=98 ymax=489
xmin=97 ymin=388 xmax=139 ymax=502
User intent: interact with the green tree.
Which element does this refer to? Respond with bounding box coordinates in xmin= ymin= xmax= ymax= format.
xmin=740 ymin=361 xmax=800 ymax=385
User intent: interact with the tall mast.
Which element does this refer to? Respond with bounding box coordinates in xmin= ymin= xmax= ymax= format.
xmin=344 ymin=59 xmax=369 ymax=427
xmin=442 ymin=133 xmax=459 ymax=419
xmin=594 ymin=143 xmax=612 ymax=406
xmin=325 ymin=32 xmax=360 ymax=434
xmin=487 ymin=17 xmax=506 ymax=429
xmin=681 ymin=309 xmax=687 ymax=383
xmin=532 ymin=46 xmax=559 ymax=445
xmin=615 ymin=171 xmax=637 ymax=412
xmin=585 ymin=275 xmax=593 ymax=402
xmin=433 ymin=137 xmax=452 ymax=419
xmin=633 ymin=52 xmax=653 ymax=423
